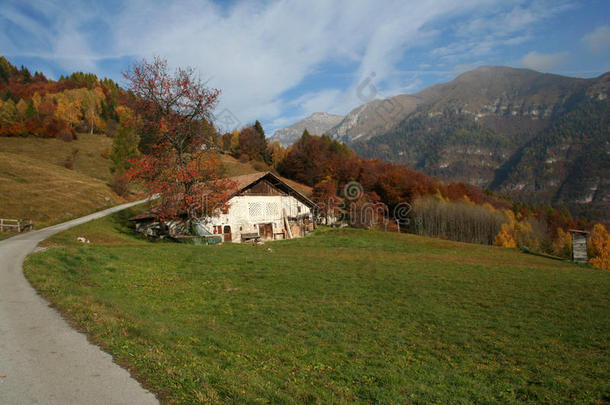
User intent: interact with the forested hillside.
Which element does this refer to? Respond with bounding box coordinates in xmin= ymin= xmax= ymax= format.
xmin=0 ymin=56 xmax=126 ymax=140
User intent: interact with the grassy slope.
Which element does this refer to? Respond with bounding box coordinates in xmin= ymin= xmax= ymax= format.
xmin=218 ymin=154 xmax=258 ymax=177
xmin=0 ymin=133 xmax=114 ymax=181
xmin=0 ymin=151 xmax=122 ymax=227
xmin=0 ymin=134 xmax=122 ymax=229
xmin=25 ymin=213 xmax=609 ymax=404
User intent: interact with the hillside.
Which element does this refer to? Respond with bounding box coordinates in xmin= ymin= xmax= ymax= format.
xmin=318 ymin=66 xmax=609 ymax=220
xmin=0 ymin=133 xmax=114 ymax=181
xmin=270 ymin=112 xmax=344 ymax=146
xmin=24 ymin=211 xmax=610 ymax=403
xmin=0 ymin=132 xmax=311 ymax=231
xmin=0 ymin=149 xmax=121 ymax=227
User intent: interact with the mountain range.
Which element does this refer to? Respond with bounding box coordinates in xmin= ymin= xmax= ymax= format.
xmin=273 ymin=66 xmax=610 ymax=220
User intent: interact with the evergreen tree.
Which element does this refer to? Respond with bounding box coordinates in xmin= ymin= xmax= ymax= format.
xmin=25 ymin=100 xmax=38 ymax=120
xmin=110 ymin=124 xmax=139 ymax=174
xmin=254 ymin=120 xmax=265 ymax=138
xmin=254 ymin=120 xmax=272 ymax=165
xmin=0 ymin=56 xmax=14 ymax=84
xmin=20 ymin=65 xmax=31 ymax=83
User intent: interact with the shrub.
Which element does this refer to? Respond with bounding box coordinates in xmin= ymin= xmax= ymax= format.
xmin=111 ymin=173 xmax=130 ymax=197
xmin=58 ymin=128 xmax=76 ymax=142
xmin=43 ymin=117 xmax=76 ymax=140
xmin=100 ymin=146 xmax=111 ymax=159
xmin=105 ymin=118 xmax=118 ymax=137
xmin=63 ymin=148 xmax=79 ymax=169
xmin=252 ymin=160 xmax=268 ymax=172
xmin=0 ymin=122 xmax=27 ymax=137
xmin=74 ymin=121 xmax=88 ymax=133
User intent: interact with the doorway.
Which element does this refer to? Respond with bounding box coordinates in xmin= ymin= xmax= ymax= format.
xmin=223 ymin=225 xmax=232 ymax=242
xmin=259 ymin=223 xmax=273 ymax=240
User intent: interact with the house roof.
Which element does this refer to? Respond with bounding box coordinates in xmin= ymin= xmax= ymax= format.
xmin=232 ymin=171 xmax=315 ymax=207
xmin=130 ymin=171 xmax=315 ymax=221
xmin=568 ymin=229 xmax=589 ymax=235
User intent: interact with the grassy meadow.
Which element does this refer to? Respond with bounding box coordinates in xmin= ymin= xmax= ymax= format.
xmin=24 ymin=210 xmax=609 ymax=404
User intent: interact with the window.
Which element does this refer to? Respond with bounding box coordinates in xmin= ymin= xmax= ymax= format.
xmin=248 ymin=202 xmax=263 ymax=217
xmin=266 ymin=202 xmax=279 ymax=217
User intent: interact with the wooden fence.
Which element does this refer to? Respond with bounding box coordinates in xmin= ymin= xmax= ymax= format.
xmin=0 ymin=218 xmax=34 ymax=233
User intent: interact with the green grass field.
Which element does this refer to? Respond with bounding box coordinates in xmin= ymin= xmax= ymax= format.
xmin=24 ymin=211 xmax=609 ymax=404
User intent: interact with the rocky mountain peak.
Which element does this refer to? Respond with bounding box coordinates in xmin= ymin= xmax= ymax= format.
xmin=270 ymin=112 xmax=344 ymax=146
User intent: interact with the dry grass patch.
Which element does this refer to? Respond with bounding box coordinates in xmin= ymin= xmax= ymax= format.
xmin=0 ymin=133 xmax=113 ymax=181
xmin=0 ymin=151 xmax=122 ymax=227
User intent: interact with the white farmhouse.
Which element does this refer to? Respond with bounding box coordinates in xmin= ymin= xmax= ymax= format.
xmin=131 ymin=172 xmax=316 ymax=243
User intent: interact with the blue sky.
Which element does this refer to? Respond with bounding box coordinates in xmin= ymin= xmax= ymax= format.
xmin=1 ymin=0 xmax=609 ymax=135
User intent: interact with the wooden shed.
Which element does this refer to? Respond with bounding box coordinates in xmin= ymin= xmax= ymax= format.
xmin=569 ymin=229 xmax=589 ymax=264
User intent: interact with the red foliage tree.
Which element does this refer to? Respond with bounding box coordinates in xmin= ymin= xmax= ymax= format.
xmin=311 ymin=177 xmax=341 ymax=223
xmin=123 ymin=57 xmax=232 ymax=221
xmin=123 ymin=57 xmax=220 ymax=154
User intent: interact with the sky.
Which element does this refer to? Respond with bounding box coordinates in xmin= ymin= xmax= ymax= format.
xmin=1 ymin=0 xmax=609 ymax=135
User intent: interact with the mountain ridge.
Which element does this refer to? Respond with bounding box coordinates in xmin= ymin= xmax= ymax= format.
xmin=277 ymin=66 xmax=610 ymax=220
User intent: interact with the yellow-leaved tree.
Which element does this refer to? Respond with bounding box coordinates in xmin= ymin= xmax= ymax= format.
xmin=589 ymin=224 xmax=610 ymax=270
xmin=494 ymin=222 xmax=517 ymax=248
xmin=494 ymin=210 xmax=517 ymax=248
xmin=54 ymin=92 xmax=82 ymax=128
xmin=16 ymin=98 xmax=28 ymax=121
xmin=114 ymin=105 xmax=134 ymax=126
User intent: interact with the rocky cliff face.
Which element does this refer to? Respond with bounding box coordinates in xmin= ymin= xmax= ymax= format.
xmin=270 ymin=112 xmax=344 ymax=146
xmin=326 ymin=94 xmax=422 ymax=143
xmin=324 ymin=66 xmax=609 ymax=220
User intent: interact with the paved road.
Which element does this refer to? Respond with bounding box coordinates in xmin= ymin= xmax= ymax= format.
xmin=0 ymin=201 xmax=158 ymax=405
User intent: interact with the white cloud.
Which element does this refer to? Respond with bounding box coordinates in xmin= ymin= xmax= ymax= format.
xmin=109 ymin=0 xmax=486 ymax=128
xmin=0 ymin=0 xmax=581 ymax=132
xmin=582 ymin=25 xmax=610 ymax=54
xmin=521 ymin=51 xmax=569 ymax=71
